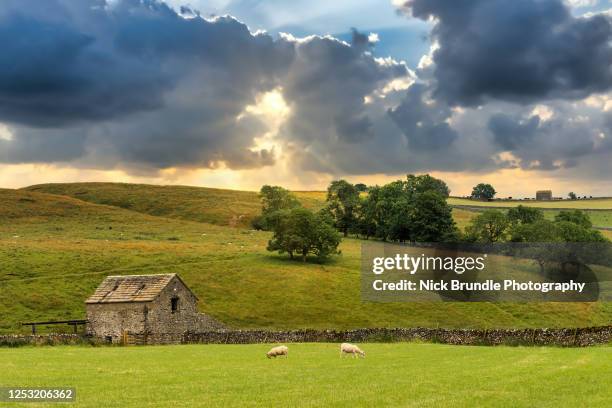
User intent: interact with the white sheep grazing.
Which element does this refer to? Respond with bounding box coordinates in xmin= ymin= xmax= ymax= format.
xmin=266 ymin=345 xmax=288 ymax=359
xmin=340 ymin=343 xmax=365 ymax=358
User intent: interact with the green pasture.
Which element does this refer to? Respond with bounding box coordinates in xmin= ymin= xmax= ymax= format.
xmin=0 ymin=343 xmax=610 ymax=407
xmin=448 ymin=197 xmax=612 ymax=210
xmin=0 ymin=188 xmax=610 ymax=333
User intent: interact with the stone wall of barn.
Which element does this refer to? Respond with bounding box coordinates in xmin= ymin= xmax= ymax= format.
xmin=85 ymin=276 xmax=223 ymax=343
xmin=144 ymin=276 xmax=203 ymax=335
xmin=85 ymin=302 xmax=145 ymax=342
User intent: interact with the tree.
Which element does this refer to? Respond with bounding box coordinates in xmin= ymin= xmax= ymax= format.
xmin=353 ymin=194 xmax=377 ymax=239
xmin=373 ymin=180 xmax=410 ymax=241
xmin=465 ymin=210 xmax=509 ymax=242
xmin=348 ymin=176 xmax=458 ymax=243
xmin=354 ymin=183 xmax=368 ymax=192
xmin=256 ymin=185 xmax=301 ymax=230
xmin=266 ymin=208 xmax=341 ymax=262
xmin=568 ymin=192 xmax=577 ymax=200
xmin=408 ymin=191 xmax=458 ymax=242
xmin=259 ymin=185 xmax=300 ymax=216
xmin=510 ymin=219 xmax=560 ymax=242
xmin=471 ymin=183 xmax=496 ymax=200
xmin=554 ymin=221 xmax=606 ymax=243
xmin=325 ymin=180 xmax=360 ymax=237
xmin=555 ymin=210 xmax=592 ymax=229
xmin=507 ymin=205 xmax=544 ymax=226
xmin=406 ymin=174 xmax=450 ymax=198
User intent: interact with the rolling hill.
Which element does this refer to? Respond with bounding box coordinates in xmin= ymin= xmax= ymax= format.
xmin=25 ymin=183 xmax=612 ymax=230
xmin=0 ymin=186 xmax=610 ymax=334
xmin=24 ymin=183 xmax=327 ymax=228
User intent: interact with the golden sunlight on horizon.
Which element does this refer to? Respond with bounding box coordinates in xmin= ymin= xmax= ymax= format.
xmin=1 ymin=163 xmax=610 ymax=198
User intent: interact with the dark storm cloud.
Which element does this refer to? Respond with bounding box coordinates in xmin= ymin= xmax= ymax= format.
xmin=400 ymin=0 xmax=612 ymax=105
xmin=0 ymin=0 xmax=169 ymax=127
xmin=0 ymin=0 xmax=294 ymax=170
xmin=487 ymin=104 xmax=610 ymax=170
xmin=0 ymin=127 xmax=87 ymax=163
xmin=281 ymin=32 xmax=408 ymax=145
xmin=488 ymin=114 xmax=540 ymax=150
xmin=388 ymin=83 xmax=458 ymax=150
xmin=0 ymin=0 xmax=609 ymax=183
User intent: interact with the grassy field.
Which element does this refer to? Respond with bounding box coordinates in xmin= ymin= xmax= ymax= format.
xmin=23 ymin=183 xmax=326 ymax=228
xmin=1 ymin=343 xmax=610 ymax=407
xmin=453 ymin=206 xmax=612 ymax=228
xmin=448 ymin=197 xmax=612 ymax=209
xmin=1 ymin=188 xmax=610 ymax=333
xmin=25 ymin=183 xmax=612 ymax=229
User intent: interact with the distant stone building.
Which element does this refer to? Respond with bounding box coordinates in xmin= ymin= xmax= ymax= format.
xmin=86 ymin=274 xmax=223 ymax=344
xmin=536 ymin=190 xmax=553 ymax=200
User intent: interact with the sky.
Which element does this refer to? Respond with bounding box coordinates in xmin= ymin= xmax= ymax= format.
xmin=0 ymin=0 xmax=611 ymax=197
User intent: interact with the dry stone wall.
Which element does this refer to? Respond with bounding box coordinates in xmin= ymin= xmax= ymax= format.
xmin=3 ymin=326 xmax=609 ymax=347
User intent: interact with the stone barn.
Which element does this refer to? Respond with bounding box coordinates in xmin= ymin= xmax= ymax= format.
xmin=536 ymin=190 xmax=553 ymax=200
xmin=86 ymin=273 xmax=223 ymax=344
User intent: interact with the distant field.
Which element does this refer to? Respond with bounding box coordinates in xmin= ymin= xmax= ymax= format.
xmin=451 ymin=208 xmax=477 ymax=230
xmin=448 ymin=197 xmax=612 ymax=209
xmin=1 ymin=344 xmax=610 ymax=407
xmin=0 ymin=188 xmax=609 ymax=333
xmin=542 ymin=210 xmax=612 ymax=228
xmin=453 ymin=205 xmax=612 ymax=229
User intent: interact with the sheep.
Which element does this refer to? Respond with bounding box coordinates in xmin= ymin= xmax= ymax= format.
xmin=266 ymin=345 xmax=288 ymax=359
xmin=340 ymin=343 xmax=365 ymax=358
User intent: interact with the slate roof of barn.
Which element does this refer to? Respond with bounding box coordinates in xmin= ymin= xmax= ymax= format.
xmin=85 ymin=273 xmax=197 ymax=304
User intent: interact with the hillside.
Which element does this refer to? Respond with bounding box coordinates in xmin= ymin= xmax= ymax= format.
xmin=0 ymin=187 xmax=610 ymax=334
xmin=24 ymin=183 xmax=326 ymax=228
xmin=24 ymin=183 xmax=612 ymax=231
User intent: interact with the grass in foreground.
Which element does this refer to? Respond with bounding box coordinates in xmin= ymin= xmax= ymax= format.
xmin=1 ymin=343 xmax=610 ymax=407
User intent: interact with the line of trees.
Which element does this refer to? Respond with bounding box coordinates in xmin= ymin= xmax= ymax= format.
xmin=255 ymin=174 xmax=458 ymax=262
xmin=255 ymin=178 xmax=609 ymax=263
xmin=321 ymin=174 xmax=457 ymax=243
xmin=464 ymin=206 xmax=607 ymax=243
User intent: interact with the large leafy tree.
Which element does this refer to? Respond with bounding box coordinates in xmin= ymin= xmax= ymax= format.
xmin=555 ymin=210 xmax=592 ymax=229
xmin=507 ymin=205 xmax=544 ymax=226
xmin=374 ymin=180 xmax=410 ymax=241
xmin=408 ymin=191 xmax=458 ymax=242
xmin=510 ymin=219 xmax=560 ymax=242
xmin=325 ymin=180 xmax=360 ymax=237
xmin=259 ymin=185 xmax=300 ymax=216
xmin=406 ymin=174 xmax=450 ymax=198
xmin=267 ymin=208 xmax=341 ymax=262
xmin=555 ymin=221 xmax=606 ymax=242
xmin=354 ymin=183 xmax=368 ymax=192
xmin=359 ymin=180 xmax=456 ymax=243
xmin=353 ymin=193 xmax=378 ymax=239
xmin=471 ymin=183 xmax=496 ymax=200
xmin=465 ymin=210 xmax=509 ymax=242
xmin=255 ymin=185 xmax=301 ymax=230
